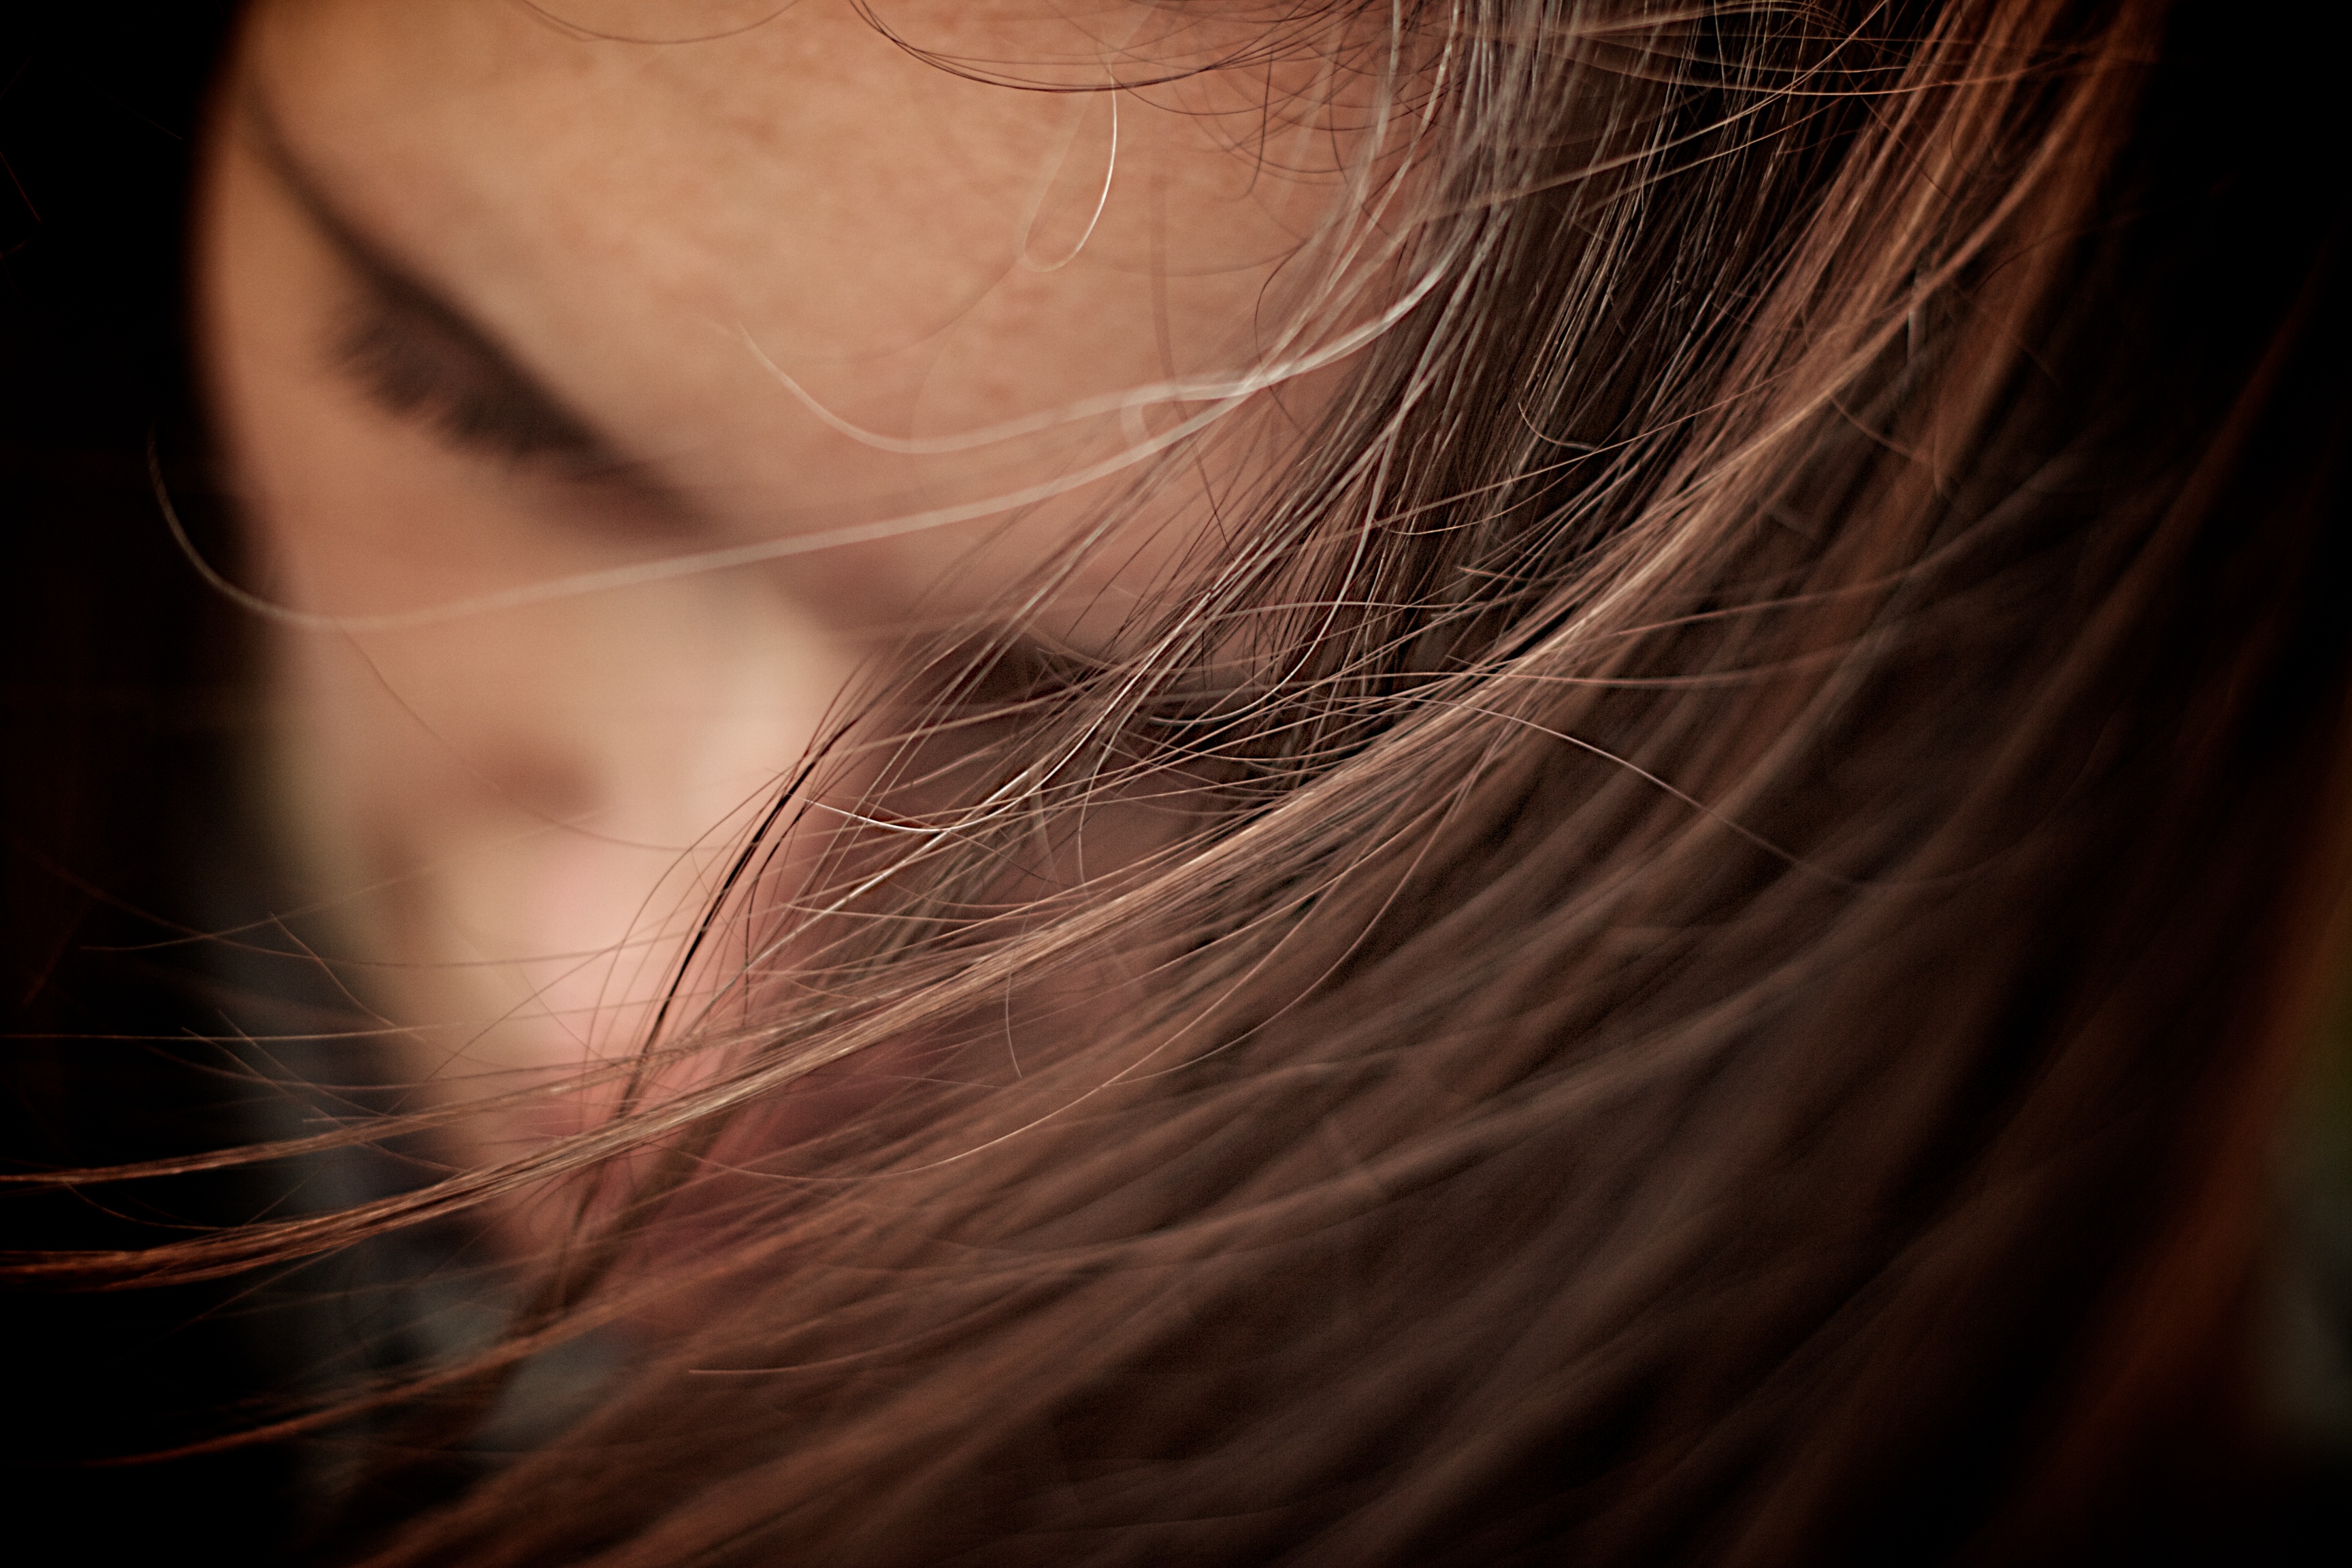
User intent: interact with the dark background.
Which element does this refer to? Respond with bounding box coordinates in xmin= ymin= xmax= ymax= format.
xmin=2 ymin=7 xmax=331 ymax=1557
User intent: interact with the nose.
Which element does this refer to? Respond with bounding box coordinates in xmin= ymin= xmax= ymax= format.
xmin=274 ymin=566 xmax=867 ymax=1161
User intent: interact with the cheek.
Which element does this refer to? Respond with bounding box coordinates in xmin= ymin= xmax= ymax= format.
xmin=259 ymin=570 xmax=874 ymax=1278
xmin=272 ymin=570 xmax=864 ymax=1045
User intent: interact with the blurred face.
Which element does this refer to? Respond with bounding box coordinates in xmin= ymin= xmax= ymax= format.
xmin=197 ymin=0 xmax=1381 ymax=1151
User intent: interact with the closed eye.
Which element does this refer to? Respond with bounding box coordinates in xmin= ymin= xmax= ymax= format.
xmin=330 ymin=263 xmax=609 ymax=469
xmin=243 ymin=87 xmax=691 ymax=510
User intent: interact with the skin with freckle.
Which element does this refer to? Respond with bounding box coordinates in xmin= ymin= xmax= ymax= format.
xmin=197 ymin=0 xmax=1387 ymax=1172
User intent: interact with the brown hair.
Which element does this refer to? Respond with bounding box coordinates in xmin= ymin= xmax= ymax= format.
xmin=14 ymin=0 xmax=2352 ymax=1561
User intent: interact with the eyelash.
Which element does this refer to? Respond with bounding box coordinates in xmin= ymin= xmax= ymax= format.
xmin=333 ymin=307 xmax=603 ymax=466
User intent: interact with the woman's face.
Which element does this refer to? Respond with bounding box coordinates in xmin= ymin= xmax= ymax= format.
xmin=198 ymin=0 xmax=1375 ymax=1146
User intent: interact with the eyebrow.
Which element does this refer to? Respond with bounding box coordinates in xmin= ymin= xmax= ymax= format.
xmin=240 ymin=92 xmax=687 ymax=503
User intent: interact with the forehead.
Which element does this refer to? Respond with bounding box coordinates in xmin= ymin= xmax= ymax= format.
xmin=246 ymin=5 xmax=1003 ymax=337
xmin=231 ymin=0 xmax=1373 ymax=527
xmin=239 ymin=1 xmax=1350 ymax=344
